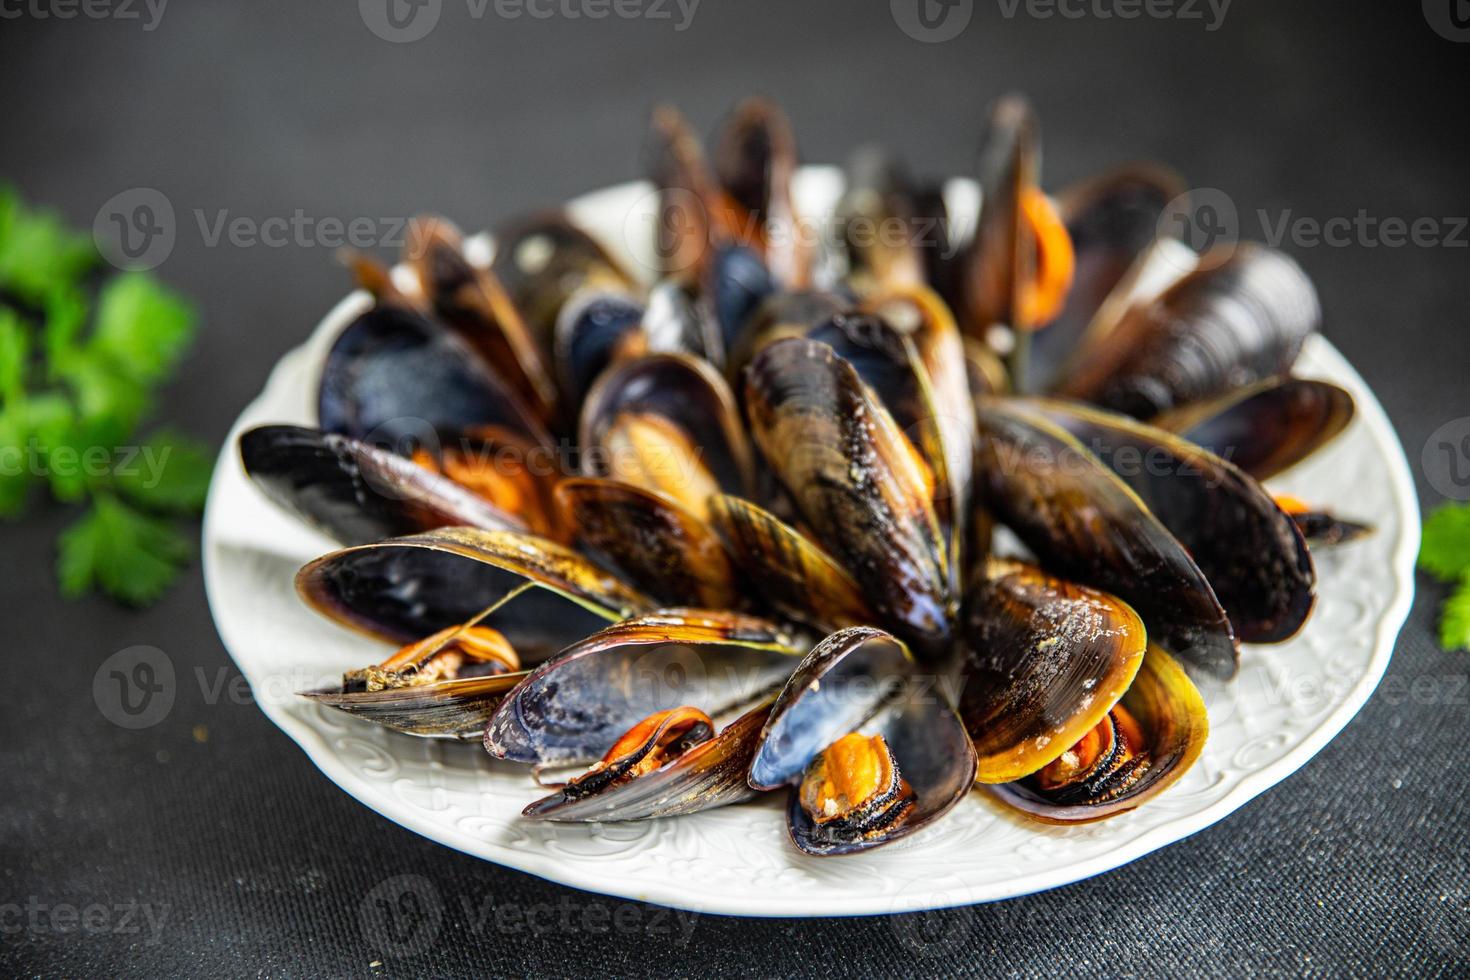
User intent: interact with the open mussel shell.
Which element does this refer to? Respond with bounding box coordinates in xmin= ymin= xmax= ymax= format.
xmin=555 ymin=477 xmax=741 ymax=609
xmin=490 ymin=213 xmax=637 ymax=349
xmin=1025 ymin=398 xmax=1315 ymax=644
xmin=712 ymin=97 xmax=809 ymax=287
xmin=1057 ymin=243 xmax=1321 ymax=418
xmin=646 ymin=104 xmax=731 ymax=282
xmin=553 ymin=288 xmax=648 ymax=409
xmin=745 ymin=338 xmax=952 ymax=660
xmin=296 ymin=527 xmax=651 ymax=663
xmin=985 ymin=643 xmax=1208 ymax=824
xmin=239 ymin=424 xmax=525 ymax=545
xmin=974 ymin=398 xmax=1238 ymax=679
xmin=960 ymin=93 xmax=1038 ymax=334
xmin=485 ymin=610 xmax=805 ymax=766
xmin=961 ymin=559 xmax=1147 ymax=784
xmin=708 ymin=493 xmax=875 ymax=632
xmin=1028 ymin=163 xmax=1185 ymax=392
xmin=301 ymin=670 xmax=527 ymax=741
xmin=317 ymin=301 xmax=551 ymax=452
xmin=836 ymin=146 xmax=926 ymax=293
xmin=579 ymin=352 xmax=756 ymax=508
xmin=722 ymin=289 xmax=846 ymax=386
xmin=1151 ymin=377 xmax=1356 ymax=482
xmin=405 ymin=216 xmax=560 ymax=426
xmin=520 ymin=701 xmax=771 ymax=822
xmin=748 ymin=627 xmax=977 ymax=856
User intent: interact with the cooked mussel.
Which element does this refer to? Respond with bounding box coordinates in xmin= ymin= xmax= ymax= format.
xmin=974 ymin=398 xmax=1238 ymax=678
xmin=490 ymin=213 xmax=637 ymax=350
xmin=836 ymin=146 xmax=926 ymax=293
xmin=958 ymin=94 xmax=1073 ymax=337
xmin=712 ymin=97 xmax=810 ymax=287
xmin=553 ymin=289 xmax=648 ymax=409
xmin=1057 ymin=243 xmax=1321 ymax=418
xmin=239 ymin=424 xmax=525 ymax=545
xmin=960 ymin=559 xmax=1147 ymax=783
xmin=485 ymin=610 xmax=805 ymax=766
xmin=580 ymin=353 xmax=755 ymax=516
xmin=1022 ymin=398 xmax=1316 ymax=644
xmin=296 ymin=526 xmax=652 ymax=662
xmin=521 ymin=702 xmax=770 ymax=822
xmin=1028 ymin=163 xmax=1185 ymax=392
xmin=1150 ymin=377 xmax=1356 ymax=482
xmin=744 ymin=338 xmax=952 ymax=659
xmin=707 ymin=492 xmax=876 ymax=632
xmin=555 ymin=477 xmax=741 ymax=609
xmin=406 ymin=216 xmax=560 ymax=426
xmin=317 ymin=298 xmax=551 ymax=452
xmin=301 ymin=623 xmax=527 ymax=739
xmin=748 ymin=627 xmax=976 ymax=856
xmin=986 ymin=642 xmax=1208 ymax=823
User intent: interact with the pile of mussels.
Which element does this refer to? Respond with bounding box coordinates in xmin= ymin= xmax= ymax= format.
xmin=240 ymin=96 xmax=1369 ymax=856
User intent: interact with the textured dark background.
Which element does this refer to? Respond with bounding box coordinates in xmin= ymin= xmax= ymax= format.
xmin=3 ymin=1 xmax=1467 ymax=976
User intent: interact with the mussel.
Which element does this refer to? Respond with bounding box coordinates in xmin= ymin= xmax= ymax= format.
xmin=974 ymin=398 xmax=1238 ymax=678
xmin=745 ymin=338 xmax=952 ymax=660
xmin=296 ymin=526 xmax=651 ymax=662
xmin=485 ymin=610 xmax=804 ymax=766
xmin=960 ymin=559 xmax=1146 ymax=783
xmin=1057 ymin=243 xmax=1321 ymax=418
xmin=521 ymin=702 xmax=770 ymax=822
xmin=748 ymin=627 xmax=976 ymax=855
xmin=1021 ymin=398 xmax=1316 ymax=644
xmin=301 ymin=622 xmax=527 ymax=739
xmin=239 ymin=424 xmax=525 ymax=545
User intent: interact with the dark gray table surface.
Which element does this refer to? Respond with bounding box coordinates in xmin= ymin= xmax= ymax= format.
xmin=3 ymin=1 xmax=1467 ymax=976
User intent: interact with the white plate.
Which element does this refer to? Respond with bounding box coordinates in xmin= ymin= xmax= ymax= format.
xmin=203 ymin=170 xmax=1419 ymax=917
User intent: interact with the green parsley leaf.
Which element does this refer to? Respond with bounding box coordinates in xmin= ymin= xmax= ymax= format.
xmin=1419 ymin=503 xmax=1470 ymax=582
xmin=91 ymin=273 xmax=195 ymax=384
xmin=42 ymin=287 xmax=88 ymax=370
xmin=0 ymin=307 xmax=28 ymax=403
xmin=57 ymin=493 xmax=192 ymax=605
xmin=58 ymin=348 xmax=152 ymax=438
xmin=0 ymin=405 xmax=31 ymax=517
xmin=0 ymin=187 xmax=97 ymax=304
xmin=113 ymin=429 xmax=216 ymax=513
xmin=1440 ymin=573 xmax=1470 ymax=652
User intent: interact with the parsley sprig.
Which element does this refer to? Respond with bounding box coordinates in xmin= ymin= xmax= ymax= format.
xmin=1418 ymin=503 xmax=1470 ymax=651
xmin=0 ymin=186 xmax=212 ymax=605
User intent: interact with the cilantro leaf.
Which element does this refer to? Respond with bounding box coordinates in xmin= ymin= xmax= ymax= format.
xmin=0 ymin=187 xmax=97 ymax=304
xmin=1419 ymin=503 xmax=1470 ymax=581
xmin=42 ymin=287 xmax=88 ymax=370
xmin=58 ymin=494 xmax=192 ymax=605
xmin=114 ymin=429 xmax=215 ymax=513
xmin=1440 ymin=573 xmax=1470 ymax=652
xmin=91 ymin=273 xmax=195 ymax=383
